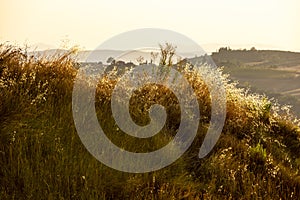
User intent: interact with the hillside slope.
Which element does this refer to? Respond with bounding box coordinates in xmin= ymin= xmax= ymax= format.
xmin=190 ymin=48 xmax=300 ymax=117
xmin=210 ymin=48 xmax=300 ymax=68
xmin=0 ymin=45 xmax=300 ymax=199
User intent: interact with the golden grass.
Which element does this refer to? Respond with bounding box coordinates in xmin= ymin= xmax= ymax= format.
xmin=0 ymin=44 xmax=299 ymax=199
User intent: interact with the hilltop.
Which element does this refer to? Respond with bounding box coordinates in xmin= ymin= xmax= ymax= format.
xmin=0 ymin=45 xmax=300 ymax=199
xmin=210 ymin=47 xmax=300 ymax=69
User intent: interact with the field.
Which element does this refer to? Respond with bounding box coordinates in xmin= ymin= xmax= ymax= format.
xmin=222 ymin=66 xmax=300 ymax=116
xmin=0 ymin=45 xmax=300 ymax=199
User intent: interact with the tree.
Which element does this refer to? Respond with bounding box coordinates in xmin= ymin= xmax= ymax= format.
xmin=159 ymin=43 xmax=177 ymax=66
xmin=136 ymin=56 xmax=144 ymax=65
xmin=150 ymin=51 xmax=159 ymax=64
xmin=218 ymin=47 xmax=231 ymax=52
xmin=106 ymin=57 xmax=115 ymax=64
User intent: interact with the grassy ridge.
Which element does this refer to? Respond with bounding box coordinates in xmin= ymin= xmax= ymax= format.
xmin=210 ymin=48 xmax=300 ymax=68
xmin=0 ymin=45 xmax=300 ymax=199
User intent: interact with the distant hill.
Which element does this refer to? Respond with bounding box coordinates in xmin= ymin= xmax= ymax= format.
xmin=210 ymin=48 xmax=300 ymax=69
xmin=190 ymin=48 xmax=300 ymax=117
xmin=29 ymin=49 xmax=124 ymax=63
xmin=30 ymin=49 xmax=203 ymax=63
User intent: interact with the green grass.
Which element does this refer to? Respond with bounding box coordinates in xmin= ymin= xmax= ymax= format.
xmin=0 ymin=44 xmax=300 ymax=199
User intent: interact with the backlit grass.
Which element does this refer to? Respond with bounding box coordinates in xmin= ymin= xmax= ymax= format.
xmin=0 ymin=44 xmax=300 ymax=199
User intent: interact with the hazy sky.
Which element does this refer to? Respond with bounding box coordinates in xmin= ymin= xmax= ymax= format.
xmin=1 ymin=0 xmax=299 ymax=52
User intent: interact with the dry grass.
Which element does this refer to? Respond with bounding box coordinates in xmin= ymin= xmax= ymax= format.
xmin=0 ymin=44 xmax=300 ymax=199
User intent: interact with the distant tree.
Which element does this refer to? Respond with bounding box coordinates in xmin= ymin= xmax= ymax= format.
xmin=106 ymin=57 xmax=115 ymax=64
xmin=218 ymin=47 xmax=231 ymax=52
xmin=150 ymin=51 xmax=159 ymax=64
xmin=136 ymin=56 xmax=144 ymax=65
xmin=159 ymin=43 xmax=177 ymax=66
xmin=116 ymin=60 xmax=125 ymax=66
xmin=250 ymin=47 xmax=257 ymax=51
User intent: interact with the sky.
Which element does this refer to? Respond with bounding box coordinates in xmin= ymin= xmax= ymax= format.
xmin=1 ymin=0 xmax=299 ymax=52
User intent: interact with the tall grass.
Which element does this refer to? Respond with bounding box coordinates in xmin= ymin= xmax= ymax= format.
xmin=0 ymin=44 xmax=299 ymax=199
